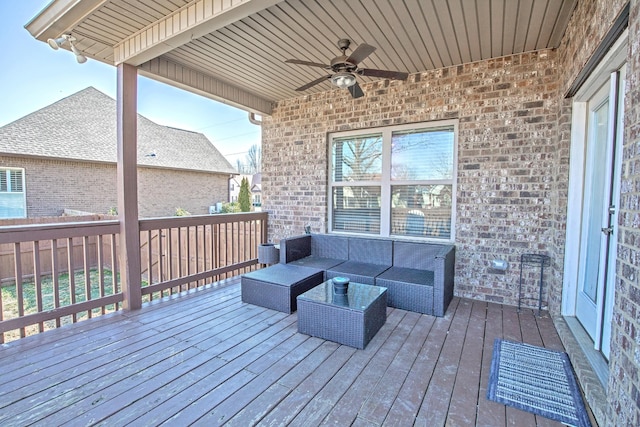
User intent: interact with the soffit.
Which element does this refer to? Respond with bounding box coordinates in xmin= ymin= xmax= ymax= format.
xmin=27 ymin=0 xmax=577 ymax=115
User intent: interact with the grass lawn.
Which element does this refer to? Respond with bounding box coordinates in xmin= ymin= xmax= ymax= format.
xmin=1 ymin=269 xmax=120 ymax=342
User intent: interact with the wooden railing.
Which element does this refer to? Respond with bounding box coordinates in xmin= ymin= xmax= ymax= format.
xmin=0 ymin=212 xmax=267 ymax=343
xmin=138 ymin=212 xmax=266 ymax=299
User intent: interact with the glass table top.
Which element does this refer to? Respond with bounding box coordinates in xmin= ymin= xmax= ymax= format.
xmin=298 ymin=280 xmax=387 ymax=310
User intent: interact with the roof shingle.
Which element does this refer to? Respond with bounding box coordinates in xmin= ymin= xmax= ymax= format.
xmin=0 ymin=87 xmax=236 ymax=174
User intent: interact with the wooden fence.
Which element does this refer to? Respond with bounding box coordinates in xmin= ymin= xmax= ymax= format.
xmin=0 ymin=215 xmax=115 ymax=284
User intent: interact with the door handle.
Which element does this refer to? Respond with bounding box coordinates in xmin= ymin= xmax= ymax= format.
xmin=601 ymin=227 xmax=614 ymax=235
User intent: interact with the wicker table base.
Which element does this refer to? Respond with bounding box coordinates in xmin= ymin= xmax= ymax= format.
xmin=297 ymin=281 xmax=387 ymax=349
xmin=241 ymin=264 xmax=324 ymax=313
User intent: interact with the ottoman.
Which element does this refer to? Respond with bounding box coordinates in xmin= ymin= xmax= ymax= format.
xmin=241 ymin=264 xmax=324 ymax=313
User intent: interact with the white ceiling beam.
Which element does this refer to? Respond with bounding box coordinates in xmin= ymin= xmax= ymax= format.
xmin=114 ymin=0 xmax=284 ymax=66
xmin=138 ymin=57 xmax=273 ymax=115
xmin=24 ymin=0 xmax=108 ymax=41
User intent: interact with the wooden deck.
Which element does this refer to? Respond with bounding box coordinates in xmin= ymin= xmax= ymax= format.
xmin=0 ymin=278 xmax=567 ymax=426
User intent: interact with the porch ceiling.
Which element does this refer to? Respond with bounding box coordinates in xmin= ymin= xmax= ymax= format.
xmin=26 ymin=0 xmax=577 ymax=115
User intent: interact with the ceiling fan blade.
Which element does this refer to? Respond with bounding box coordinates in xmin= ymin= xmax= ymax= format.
xmin=285 ymin=59 xmax=329 ymax=68
xmin=295 ymin=75 xmax=331 ymax=91
xmin=358 ymin=68 xmax=409 ymax=80
xmin=346 ymin=43 xmax=376 ymax=65
xmin=348 ymin=81 xmax=364 ymax=99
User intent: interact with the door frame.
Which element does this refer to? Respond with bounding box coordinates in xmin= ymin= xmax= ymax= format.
xmin=562 ymin=31 xmax=627 ymax=345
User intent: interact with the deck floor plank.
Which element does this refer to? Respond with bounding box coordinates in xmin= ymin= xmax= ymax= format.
xmin=85 ymin=314 xmax=298 ymax=426
xmin=447 ymin=300 xmax=488 ymax=426
xmin=382 ymin=299 xmax=457 ymax=426
xmin=536 ymin=312 xmax=565 ymax=351
xmin=0 ymin=299 xmax=250 ymax=402
xmin=415 ymin=297 xmax=473 ymax=425
xmin=124 ymin=314 xmax=298 ymax=426
xmin=358 ymin=311 xmax=428 ymax=425
xmin=220 ymin=335 xmax=328 ymax=426
xmin=238 ymin=341 xmax=351 ymax=426
xmin=204 ymin=343 xmax=355 ymax=425
xmin=24 ymin=306 xmax=285 ymax=425
xmin=105 ymin=323 xmax=304 ymax=426
xmin=285 ymin=308 xmax=407 ymax=427
xmin=0 ymin=285 xmax=243 ymax=390
xmin=476 ymin=302 xmax=507 ymax=427
xmin=0 ymin=279 xmax=573 ymax=426
xmin=320 ymin=310 xmax=416 ymax=425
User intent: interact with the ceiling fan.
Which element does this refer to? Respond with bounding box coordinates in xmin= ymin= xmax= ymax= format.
xmin=285 ymin=39 xmax=409 ymax=99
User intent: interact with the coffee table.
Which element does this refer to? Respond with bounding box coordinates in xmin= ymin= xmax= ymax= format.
xmin=296 ymin=280 xmax=387 ymax=349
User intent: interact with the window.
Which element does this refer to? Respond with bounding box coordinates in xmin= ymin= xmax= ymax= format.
xmin=0 ymin=168 xmax=26 ymax=218
xmin=329 ymin=121 xmax=457 ymax=241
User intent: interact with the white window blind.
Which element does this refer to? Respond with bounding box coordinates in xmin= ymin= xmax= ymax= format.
xmin=0 ymin=168 xmax=26 ymax=218
xmin=329 ymin=121 xmax=457 ymax=241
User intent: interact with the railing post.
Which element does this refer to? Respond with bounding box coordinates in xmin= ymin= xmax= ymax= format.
xmin=117 ymin=63 xmax=142 ymax=310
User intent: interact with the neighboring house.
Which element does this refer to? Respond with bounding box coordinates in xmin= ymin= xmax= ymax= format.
xmin=250 ymin=173 xmax=262 ymax=209
xmin=228 ymin=174 xmax=244 ymax=203
xmin=0 ymin=87 xmax=236 ymax=218
xmin=229 ymin=173 xmax=261 ymax=210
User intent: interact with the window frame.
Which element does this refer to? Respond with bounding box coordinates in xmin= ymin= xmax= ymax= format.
xmin=327 ymin=120 xmax=458 ymax=242
xmin=0 ymin=167 xmax=27 ymax=219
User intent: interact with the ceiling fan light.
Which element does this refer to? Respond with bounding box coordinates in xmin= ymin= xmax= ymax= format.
xmin=331 ymin=72 xmax=356 ymax=89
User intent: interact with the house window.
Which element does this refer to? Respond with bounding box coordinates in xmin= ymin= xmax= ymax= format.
xmin=0 ymin=168 xmax=27 ymax=218
xmin=329 ymin=120 xmax=457 ymax=241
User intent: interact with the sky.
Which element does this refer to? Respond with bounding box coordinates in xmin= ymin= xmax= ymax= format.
xmin=0 ymin=2 xmax=261 ymax=167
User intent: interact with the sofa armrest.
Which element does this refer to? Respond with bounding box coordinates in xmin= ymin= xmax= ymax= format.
xmin=434 ymin=244 xmax=455 ymax=260
xmin=279 ymin=235 xmax=311 ymax=263
xmin=433 ymin=245 xmax=455 ymax=317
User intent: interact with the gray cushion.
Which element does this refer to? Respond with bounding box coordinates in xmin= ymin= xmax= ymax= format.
xmin=377 ymin=267 xmax=434 ymax=286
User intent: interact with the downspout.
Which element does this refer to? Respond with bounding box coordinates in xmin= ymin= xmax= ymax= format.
xmin=248 ymin=112 xmax=262 ymax=126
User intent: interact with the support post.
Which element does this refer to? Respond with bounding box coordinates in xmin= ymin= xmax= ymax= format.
xmin=117 ymin=63 xmax=142 ymax=310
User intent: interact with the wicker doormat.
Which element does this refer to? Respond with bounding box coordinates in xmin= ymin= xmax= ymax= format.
xmin=487 ymin=339 xmax=591 ymax=427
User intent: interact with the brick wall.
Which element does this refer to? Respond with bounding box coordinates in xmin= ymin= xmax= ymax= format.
xmin=263 ymin=50 xmax=560 ymax=310
xmin=138 ymin=167 xmax=230 ymax=217
xmin=0 ymin=156 xmax=117 ymax=217
xmin=610 ymin=4 xmax=640 ymax=422
xmin=0 ymin=156 xmax=229 ymax=218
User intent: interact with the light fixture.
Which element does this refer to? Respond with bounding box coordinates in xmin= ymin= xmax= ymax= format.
xmin=331 ymin=72 xmax=357 ymax=89
xmin=46 ymin=34 xmax=87 ymax=64
xmin=47 ymin=36 xmax=67 ymax=50
xmin=70 ymin=44 xmax=87 ymax=63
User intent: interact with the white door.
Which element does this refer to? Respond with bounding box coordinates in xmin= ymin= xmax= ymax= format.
xmin=574 ymin=67 xmax=624 ymax=359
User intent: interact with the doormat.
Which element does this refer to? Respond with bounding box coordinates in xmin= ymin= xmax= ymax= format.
xmin=487 ymin=339 xmax=592 ymax=427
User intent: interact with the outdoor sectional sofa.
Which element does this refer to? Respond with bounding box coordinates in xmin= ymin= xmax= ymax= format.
xmin=241 ymin=233 xmax=455 ymax=317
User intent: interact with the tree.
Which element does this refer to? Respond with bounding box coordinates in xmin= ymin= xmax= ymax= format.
xmin=236 ymin=159 xmax=245 ymax=173
xmin=238 ymin=177 xmax=251 ymax=212
xmin=235 ymin=144 xmax=262 ymax=174
xmin=246 ymin=144 xmax=262 ymax=173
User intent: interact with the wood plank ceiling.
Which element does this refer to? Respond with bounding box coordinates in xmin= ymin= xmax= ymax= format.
xmin=27 ymin=0 xmax=577 ymax=115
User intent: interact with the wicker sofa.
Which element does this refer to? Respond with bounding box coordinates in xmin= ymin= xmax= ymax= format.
xmin=375 ymin=241 xmax=455 ymax=316
xmin=275 ymin=234 xmax=455 ymax=317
